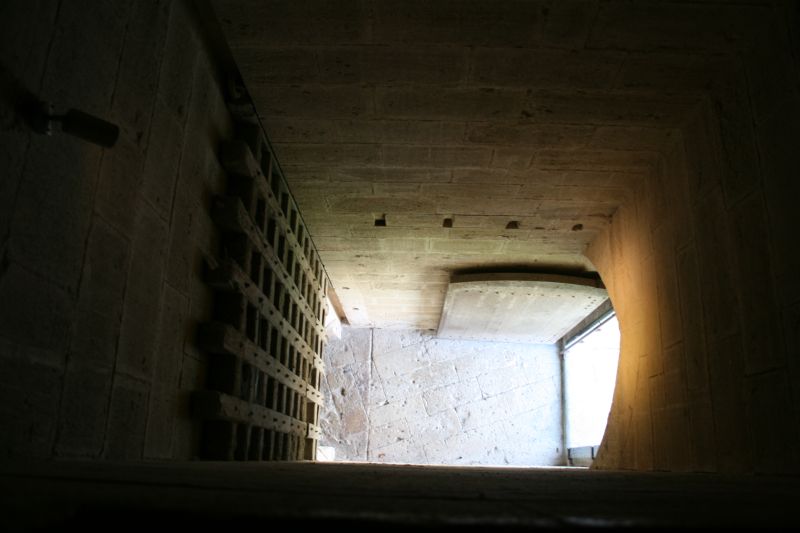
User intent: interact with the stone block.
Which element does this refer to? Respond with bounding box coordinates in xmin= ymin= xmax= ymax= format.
xmin=466 ymin=122 xmax=594 ymax=148
xmin=429 ymin=239 xmax=503 ymax=255
xmin=404 ymin=408 xmax=461 ymax=446
xmin=369 ymin=417 xmax=411 ymax=451
xmin=650 ymin=406 xmax=669 ymax=471
xmin=377 ymin=238 xmax=430 ymax=253
xmin=265 ymin=118 xmax=339 ymax=144
xmin=324 ymin=362 xmax=368 ymax=417
xmin=707 ymin=333 xmax=751 ymax=473
xmin=143 ymin=383 xmax=177 ymax=459
xmin=0 ymin=0 xmax=59 ymax=90
xmin=687 ymin=393 xmax=717 ymax=472
xmin=324 ymin=336 xmax=357 ymax=369
xmin=164 ymin=184 xmax=203 ymax=297
xmin=477 ymin=364 xmax=534 ymax=398
xmin=0 ymin=262 xmax=72 ymax=360
xmin=633 ymin=411 xmax=654 ymax=471
xmin=504 ymin=402 xmax=561 ymax=444
xmin=375 ymin=0 xmax=544 ymax=47
xmin=588 ymin=1 xmax=767 ymax=51
xmin=682 ymin=103 xmax=724 ymax=198
xmin=745 ymin=18 xmax=798 ymax=125
xmin=275 ymin=143 xmax=382 ymax=167
xmin=157 ymin=0 xmax=199 ymax=123
xmin=664 ymin=404 xmax=692 ymax=472
xmin=111 ymin=0 xmax=170 ymax=148
xmin=615 ymin=53 xmax=734 ymax=93
xmin=237 ymin=47 xmax=319 ymax=84
xmin=369 ymin=393 xmax=425 ymax=428
xmin=524 ymin=90 xmax=698 ymax=127
xmin=321 ymin=46 xmax=467 ymax=85
xmin=731 ymin=192 xmax=785 ymax=375
xmin=372 ymin=336 xmax=428 ymax=381
xmin=104 ymin=372 xmax=149 ymax=460
xmin=370 ymin=437 xmax=427 ymax=464
xmin=692 ymin=189 xmax=741 ymax=341
xmin=40 ymin=0 xmax=128 ymax=116
xmin=95 ymin=136 xmax=146 ymax=237
xmin=55 ymin=361 xmax=112 ymax=457
xmin=676 ymin=245 xmax=709 ymax=393
xmin=590 ymin=126 xmax=676 ymax=152
xmin=381 ymin=145 xmax=492 ymax=169
xmin=9 ymin=136 xmax=100 ymax=293
xmin=367 ymin=362 xmax=388 ymax=407
xmin=251 ymin=84 xmax=374 ymax=119
xmin=69 ymin=218 xmax=129 ymax=368
xmin=116 ymin=204 xmax=168 ymax=379
xmin=453 ymin=349 xmax=516 ymax=381
xmin=341 ymin=401 xmax=369 ymax=436
xmin=454 ymin=381 xmax=553 ymax=431
xmin=532 ymin=149 xmax=657 ymax=173
xmin=172 ymin=355 xmax=204 ymax=459
xmin=435 ymin=421 xmax=510 ymax=465
xmin=745 ymin=370 xmax=798 ymax=474
xmin=142 ymin=99 xmax=184 ymax=220
xmin=153 ymin=283 xmax=189 ymax=388
xmin=221 ymin=0 xmax=367 ymax=46
xmin=0 ymin=353 xmax=61 ymax=458
xmin=340 ymin=119 xmax=466 ymax=145
xmin=715 ymin=88 xmax=762 ymax=204
xmin=406 ymin=361 xmax=459 ymax=393
xmin=0 ymin=129 xmax=27 ymax=243
xmin=538 ymin=0 xmax=594 ymax=47
xmin=422 ymin=379 xmax=483 ymax=415
xmin=376 ymin=87 xmax=526 ymax=120
xmin=471 ymin=48 xmax=623 ymax=90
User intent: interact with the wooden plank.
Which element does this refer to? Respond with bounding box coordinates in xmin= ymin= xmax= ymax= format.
xmin=211 ymin=195 xmax=327 ymax=339
xmin=203 ymin=259 xmax=325 ymax=371
xmin=192 ymin=390 xmax=307 ymax=438
xmin=219 ymin=139 xmax=328 ymax=299
xmin=438 ymin=272 xmax=608 ymax=344
xmin=198 ymin=321 xmax=325 ymax=401
xmin=307 ymin=423 xmax=322 ymax=440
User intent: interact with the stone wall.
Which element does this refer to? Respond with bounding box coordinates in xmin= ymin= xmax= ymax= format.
xmin=320 ymin=327 xmax=563 ymax=466
xmin=0 ymin=0 xmax=232 ymax=460
xmin=588 ymin=3 xmax=800 ymax=474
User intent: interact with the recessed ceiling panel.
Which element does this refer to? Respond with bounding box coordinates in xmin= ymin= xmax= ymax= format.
xmin=437 ymin=273 xmax=608 ymax=344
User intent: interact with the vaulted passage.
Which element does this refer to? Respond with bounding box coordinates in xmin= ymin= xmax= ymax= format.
xmin=1 ymin=0 xmax=799 ymax=528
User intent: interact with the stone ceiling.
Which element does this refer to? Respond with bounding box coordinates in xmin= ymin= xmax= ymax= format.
xmin=211 ymin=0 xmax=773 ymax=329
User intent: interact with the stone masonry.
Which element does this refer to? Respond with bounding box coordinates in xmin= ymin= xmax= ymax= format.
xmin=320 ymin=327 xmax=563 ymax=466
xmin=0 ymin=0 xmax=232 ymax=460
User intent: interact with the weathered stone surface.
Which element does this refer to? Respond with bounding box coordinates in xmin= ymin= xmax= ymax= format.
xmin=104 ymin=373 xmax=149 ymax=460
xmin=116 ymin=204 xmax=168 ymax=379
xmin=0 ymin=263 xmax=72 ymax=360
xmin=0 ymin=353 xmax=61 ymax=458
xmin=142 ymin=99 xmax=185 ymax=220
xmin=55 ymin=362 xmax=112 ymax=457
xmin=321 ymin=327 xmax=563 ymax=465
xmin=0 ymin=0 xmax=230 ymax=463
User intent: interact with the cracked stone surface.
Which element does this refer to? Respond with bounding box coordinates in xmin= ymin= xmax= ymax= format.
xmin=320 ymin=327 xmax=562 ymax=465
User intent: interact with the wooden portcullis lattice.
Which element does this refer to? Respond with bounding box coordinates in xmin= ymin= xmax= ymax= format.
xmin=194 ymin=121 xmax=328 ymax=461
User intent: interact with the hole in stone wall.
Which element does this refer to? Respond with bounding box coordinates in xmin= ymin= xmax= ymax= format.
xmin=506 ymin=220 xmax=520 ymax=229
xmin=317 ymin=274 xmax=620 ymax=468
xmin=443 ymin=218 xmax=453 ymax=228
xmin=374 ymin=216 xmax=386 ymax=227
xmin=563 ymin=310 xmax=620 ymax=467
